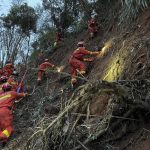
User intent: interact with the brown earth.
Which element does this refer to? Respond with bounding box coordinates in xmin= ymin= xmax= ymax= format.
xmin=2 ymin=6 xmax=150 ymax=150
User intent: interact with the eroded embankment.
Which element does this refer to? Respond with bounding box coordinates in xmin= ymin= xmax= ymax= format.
xmin=3 ymin=7 xmax=150 ymax=150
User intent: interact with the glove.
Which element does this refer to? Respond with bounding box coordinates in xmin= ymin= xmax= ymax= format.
xmin=96 ymin=51 xmax=104 ymax=58
xmin=83 ymin=58 xmax=94 ymax=62
xmin=24 ymin=93 xmax=28 ymax=97
xmin=56 ymin=66 xmax=64 ymax=72
xmin=71 ymin=77 xmax=77 ymax=85
xmin=90 ymin=52 xmax=100 ymax=55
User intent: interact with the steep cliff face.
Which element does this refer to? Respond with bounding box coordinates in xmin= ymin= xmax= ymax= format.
xmin=3 ymin=5 xmax=150 ymax=150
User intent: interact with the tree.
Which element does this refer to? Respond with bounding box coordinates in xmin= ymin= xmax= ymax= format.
xmin=2 ymin=3 xmax=38 ymax=35
xmin=42 ymin=0 xmax=85 ymax=30
xmin=0 ymin=3 xmax=38 ymax=65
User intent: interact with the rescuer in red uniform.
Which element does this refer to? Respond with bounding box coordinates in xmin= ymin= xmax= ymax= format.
xmin=0 ymin=84 xmax=27 ymax=145
xmin=37 ymin=59 xmax=55 ymax=84
xmin=3 ymin=61 xmax=14 ymax=78
xmin=69 ymin=41 xmax=100 ymax=85
xmin=88 ymin=17 xmax=98 ymax=38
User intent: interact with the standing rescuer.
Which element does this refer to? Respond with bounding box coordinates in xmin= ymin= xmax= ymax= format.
xmin=0 ymin=83 xmax=28 ymax=145
xmin=69 ymin=41 xmax=100 ymax=85
xmin=37 ymin=59 xmax=56 ymax=84
xmin=88 ymin=16 xmax=98 ymax=38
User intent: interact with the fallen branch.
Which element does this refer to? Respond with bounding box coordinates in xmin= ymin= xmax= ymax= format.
xmin=31 ymin=68 xmax=89 ymax=81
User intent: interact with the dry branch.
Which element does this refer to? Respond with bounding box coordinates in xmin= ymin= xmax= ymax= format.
xmin=25 ymin=79 xmax=150 ymax=150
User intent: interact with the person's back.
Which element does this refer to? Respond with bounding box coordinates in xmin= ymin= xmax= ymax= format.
xmin=72 ymin=47 xmax=91 ymax=60
xmin=0 ymin=91 xmax=25 ymax=108
xmin=39 ymin=61 xmax=54 ymax=70
xmin=37 ymin=59 xmax=55 ymax=84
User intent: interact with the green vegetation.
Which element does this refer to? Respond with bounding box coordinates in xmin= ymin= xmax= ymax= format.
xmin=2 ymin=3 xmax=38 ymax=35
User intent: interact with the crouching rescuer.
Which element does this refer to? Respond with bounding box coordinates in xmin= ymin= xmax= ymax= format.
xmin=0 ymin=83 xmax=28 ymax=145
xmin=37 ymin=59 xmax=56 ymax=84
xmin=69 ymin=41 xmax=100 ymax=85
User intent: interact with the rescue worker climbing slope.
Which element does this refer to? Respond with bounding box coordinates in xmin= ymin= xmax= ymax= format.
xmin=37 ymin=59 xmax=55 ymax=84
xmin=69 ymin=41 xmax=100 ymax=85
xmin=88 ymin=17 xmax=98 ymax=38
xmin=0 ymin=84 xmax=27 ymax=144
xmin=3 ymin=61 xmax=14 ymax=78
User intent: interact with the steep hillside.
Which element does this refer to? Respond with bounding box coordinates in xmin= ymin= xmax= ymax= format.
xmin=2 ymin=6 xmax=150 ymax=150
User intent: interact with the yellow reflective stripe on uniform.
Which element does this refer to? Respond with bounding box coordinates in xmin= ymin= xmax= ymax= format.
xmin=10 ymin=82 xmax=16 ymax=85
xmin=0 ymin=94 xmax=11 ymax=101
xmin=12 ymin=82 xmax=16 ymax=84
xmin=2 ymin=129 xmax=10 ymax=138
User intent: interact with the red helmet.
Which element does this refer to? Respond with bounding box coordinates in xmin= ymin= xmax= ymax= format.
xmin=44 ymin=59 xmax=49 ymax=62
xmin=2 ymin=83 xmax=12 ymax=91
xmin=77 ymin=41 xmax=84 ymax=47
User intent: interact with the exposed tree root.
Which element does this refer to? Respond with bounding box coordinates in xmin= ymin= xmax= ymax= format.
xmin=23 ymin=79 xmax=150 ymax=150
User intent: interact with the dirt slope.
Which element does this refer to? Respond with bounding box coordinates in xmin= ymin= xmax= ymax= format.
xmin=2 ymin=7 xmax=150 ymax=150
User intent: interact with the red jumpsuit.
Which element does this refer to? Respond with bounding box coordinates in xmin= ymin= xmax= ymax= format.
xmin=3 ymin=63 xmax=14 ymax=78
xmin=0 ymin=91 xmax=26 ymax=142
xmin=69 ymin=47 xmax=99 ymax=83
xmin=88 ymin=18 xmax=98 ymax=36
xmin=37 ymin=62 xmax=55 ymax=81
